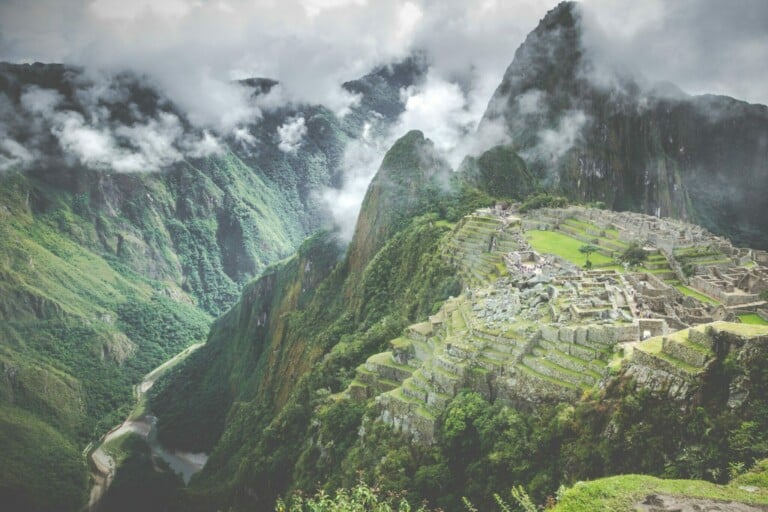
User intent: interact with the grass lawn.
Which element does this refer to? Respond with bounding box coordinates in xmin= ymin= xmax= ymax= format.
xmin=739 ymin=313 xmax=768 ymax=326
xmin=552 ymin=474 xmax=768 ymax=511
xmin=675 ymin=285 xmax=720 ymax=305
xmin=525 ymin=230 xmax=614 ymax=267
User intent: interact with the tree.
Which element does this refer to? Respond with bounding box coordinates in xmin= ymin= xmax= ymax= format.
xmin=620 ymin=242 xmax=648 ymax=267
xmin=579 ymin=244 xmax=599 ymax=269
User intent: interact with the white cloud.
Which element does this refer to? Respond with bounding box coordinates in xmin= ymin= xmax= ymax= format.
xmin=320 ymin=123 xmax=393 ymax=241
xmin=277 ymin=116 xmax=307 ymax=153
xmin=523 ymin=109 xmax=589 ymax=165
xmin=17 ymin=85 xmax=225 ymax=172
xmin=0 ymin=137 xmax=34 ymax=171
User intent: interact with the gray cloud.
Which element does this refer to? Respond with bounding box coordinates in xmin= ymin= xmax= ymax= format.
xmin=580 ymin=0 xmax=768 ymax=105
xmin=2 ymin=0 xmax=767 ymax=227
xmin=14 ymin=85 xmax=222 ymax=173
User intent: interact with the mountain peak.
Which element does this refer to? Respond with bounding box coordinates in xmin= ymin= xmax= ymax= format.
xmin=480 ymin=1 xmax=584 ymax=132
xmin=345 ymin=129 xmax=449 ymax=275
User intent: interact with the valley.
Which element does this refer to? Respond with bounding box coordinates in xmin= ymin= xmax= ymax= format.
xmin=88 ymin=341 xmax=205 ymax=509
xmin=1 ymin=1 xmax=768 ymax=511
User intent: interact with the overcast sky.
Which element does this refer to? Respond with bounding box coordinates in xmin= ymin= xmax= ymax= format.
xmin=1 ymin=0 xmax=767 ymax=118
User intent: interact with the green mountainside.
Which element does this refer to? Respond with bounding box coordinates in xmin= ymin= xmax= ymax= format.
xmin=0 ymin=61 xmax=419 ymax=510
xmin=3 ymin=2 xmax=768 ymax=511
xmin=152 ymin=124 xmax=768 ymax=512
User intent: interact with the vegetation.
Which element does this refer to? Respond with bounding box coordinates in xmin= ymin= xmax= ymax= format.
xmin=739 ymin=314 xmax=768 ymax=326
xmin=675 ymin=285 xmax=720 ymax=305
xmin=518 ymin=193 xmax=568 ymax=213
xmin=578 ymin=244 xmax=598 ymax=269
xmin=458 ymin=144 xmax=535 ymax=200
xmin=552 ymin=473 xmax=768 ymax=511
xmin=525 ymin=231 xmax=613 ymax=267
xmin=620 ymin=241 xmax=649 ymax=266
xmin=0 ymin=405 xmax=87 ymax=511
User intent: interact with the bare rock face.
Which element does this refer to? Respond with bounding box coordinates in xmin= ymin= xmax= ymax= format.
xmin=481 ymin=1 xmax=768 ymax=249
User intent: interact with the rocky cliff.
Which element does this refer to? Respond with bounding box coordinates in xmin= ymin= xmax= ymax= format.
xmin=480 ymin=2 xmax=768 ymax=249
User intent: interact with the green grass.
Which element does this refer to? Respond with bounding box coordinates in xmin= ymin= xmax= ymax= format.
xmin=739 ymin=313 xmax=768 ymax=326
xmin=525 ymin=230 xmax=615 ymax=267
xmin=675 ymin=285 xmax=720 ymax=305
xmin=389 ymin=337 xmax=412 ymax=350
xmin=553 ymin=474 xmax=768 ymax=511
xmin=710 ymin=321 xmax=768 ymax=337
xmin=635 ymin=336 xmax=701 ymax=373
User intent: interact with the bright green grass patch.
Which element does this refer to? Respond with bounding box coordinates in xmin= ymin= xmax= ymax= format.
xmin=525 ymin=230 xmax=614 ymax=267
xmin=636 ymin=336 xmax=700 ymax=373
xmin=675 ymin=285 xmax=720 ymax=305
xmin=389 ymin=337 xmax=412 ymax=350
xmin=552 ymin=474 xmax=768 ymax=511
xmin=739 ymin=314 xmax=768 ymax=326
xmin=553 ymin=475 xmax=768 ymax=512
xmin=710 ymin=321 xmax=768 ymax=337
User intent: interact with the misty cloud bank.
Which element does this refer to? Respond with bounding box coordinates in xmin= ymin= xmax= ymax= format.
xmin=0 ymin=79 xmax=225 ymax=173
xmin=1 ymin=0 xmax=767 ymax=234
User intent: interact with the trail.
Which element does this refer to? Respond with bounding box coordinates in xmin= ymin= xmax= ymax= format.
xmin=86 ymin=342 xmax=207 ymax=511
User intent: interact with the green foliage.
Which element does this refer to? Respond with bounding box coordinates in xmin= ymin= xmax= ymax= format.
xmin=0 ymin=404 xmax=87 ymax=511
xmin=620 ymin=241 xmax=648 ymax=266
xmin=277 ymin=482 xmax=426 ymax=512
xmin=458 ymin=145 xmax=534 ymax=200
xmin=551 ymin=473 xmax=768 ymax=511
xmin=578 ymin=244 xmax=598 ymax=267
xmin=518 ymin=193 xmax=568 ymax=213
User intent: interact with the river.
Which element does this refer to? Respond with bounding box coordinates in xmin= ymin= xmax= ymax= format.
xmin=87 ymin=342 xmax=208 ymax=510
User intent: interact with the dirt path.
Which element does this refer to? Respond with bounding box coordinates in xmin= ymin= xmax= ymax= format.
xmin=86 ymin=342 xmax=206 ymax=510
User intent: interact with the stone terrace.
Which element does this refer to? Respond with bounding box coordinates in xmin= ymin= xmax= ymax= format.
xmin=344 ymin=207 xmax=768 ymax=444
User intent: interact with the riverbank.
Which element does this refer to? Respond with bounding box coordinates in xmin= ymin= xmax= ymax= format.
xmin=87 ymin=342 xmax=207 ymax=510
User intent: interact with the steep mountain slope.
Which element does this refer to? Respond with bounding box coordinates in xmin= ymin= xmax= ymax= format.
xmin=0 ymin=60 xmax=419 ymax=510
xmin=145 ymin=6 xmax=768 ymax=511
xmin=150 ymin=130 xmax=487 ymax=509
xmin=480 ymin=1 xmax=768 ymax=248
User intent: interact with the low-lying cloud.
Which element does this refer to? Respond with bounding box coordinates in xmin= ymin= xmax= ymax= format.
xmin=277 ymin=116 xmax=308 ymax=153
xmin=11 ymin=85 xmax=222 ymax=173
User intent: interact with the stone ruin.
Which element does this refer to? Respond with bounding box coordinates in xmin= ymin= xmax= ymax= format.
xmin=343 ymin=207 xmax=768 ymax=444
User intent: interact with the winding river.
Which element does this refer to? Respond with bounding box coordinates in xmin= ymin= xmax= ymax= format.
xmin=87 ymin=342 xmax=208 ymax=510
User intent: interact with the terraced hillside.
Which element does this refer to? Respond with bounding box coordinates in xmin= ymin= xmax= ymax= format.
xmin=348 ymin=207 xmax=768 ymax=444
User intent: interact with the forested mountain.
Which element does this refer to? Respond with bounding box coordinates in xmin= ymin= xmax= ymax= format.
xmin=0 ymin=58 xmax=423 ymax=510
xmin=3 ymin=2 xmax=768 ymax=511
xmin=148 ymin=3 xmax=768 ymax=511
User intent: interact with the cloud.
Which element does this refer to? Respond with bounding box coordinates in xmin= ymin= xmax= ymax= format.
xmin=579 ymin=0 xmax=768 ymax=105
xmin=16 ymin=85 xmax=222 ymax=172
xmin=320 ymin=121 xmax=393 ymax=242
xmin=277 ymin=116 xmax=308 ymax=153
xmin=0 ymin=0 xmax=552 ymax=133
xmin=522 ymin=109 xmax=589 ymax=165
xmin=0 ymin=137 xmax=33 ymax=171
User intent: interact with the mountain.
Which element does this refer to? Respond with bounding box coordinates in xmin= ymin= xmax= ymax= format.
xmin=145 ymin=4 xmax=768 ymax=512
xmin=149 ymin=130 xmax=483 ymax=510
xmin=0 ymin=59 xmax=422 ymax=511
xmin=5 ymin=2 xmax=768 ymax=511
xmin=480 ymin=1 xmax=768 ymax=249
